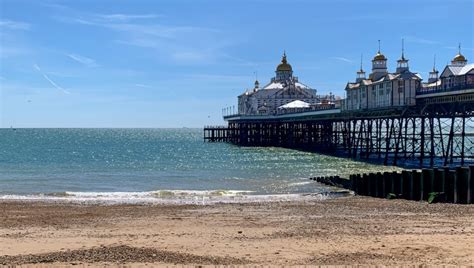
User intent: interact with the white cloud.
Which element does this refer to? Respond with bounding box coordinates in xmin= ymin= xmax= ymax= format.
xmin=135 ymin=83 xmax=152 ymax=88
xmin=67 ymin=53 xmax=99 ymax=67
xmin=0 ymin=19 xmax=30 ymax=30
xmin=404 ymin=36 xmax=440 ymax=45
xmin=56 ymin=13 xmax=229 ymax=64
xmin=33 ymin=64 xmax=71 ymax=94
xmin=331 ymin=57 xmax=353 ymax=63
xmin=96 ymin=14 xmax=160 ymax=21
xmin=444 ymin=46 xmax=474 ymax=52
xmin=0 ymin=47 xmax=31 ymax=58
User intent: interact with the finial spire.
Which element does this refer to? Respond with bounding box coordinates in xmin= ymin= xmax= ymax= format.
xmin=378 ymin=40 xmax=381 ymax=53
xmin=281 ymin=50 xmax=287 ymax=63
xmin=360 ymin=53 xmax=363 ymax=71
xmin=401 ymin=38 xmax=405 ymax=58
xmin=458 ymin=43 xmax=461 ymax=54
xmin=433 ymin=54 xmax=436 ymax=71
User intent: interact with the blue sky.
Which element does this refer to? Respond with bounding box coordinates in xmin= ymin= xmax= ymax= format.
xmin=0 ymin=0 xmax=473 ymax=127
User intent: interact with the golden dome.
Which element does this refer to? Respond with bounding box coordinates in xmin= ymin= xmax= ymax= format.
xmin=452 ymin=53 xmax=467 ymax=62
xmin=276 ymin=52 xmax=292 ymax=72
xmin=373 ymin=52 xmax=387 ymax=61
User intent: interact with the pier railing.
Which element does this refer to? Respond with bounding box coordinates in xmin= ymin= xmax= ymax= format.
xmin=416 ymin=84 xmax=474 ymax=96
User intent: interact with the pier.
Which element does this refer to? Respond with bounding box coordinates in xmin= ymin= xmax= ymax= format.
xmin=205 ymin=88 xmax=474 ymax=168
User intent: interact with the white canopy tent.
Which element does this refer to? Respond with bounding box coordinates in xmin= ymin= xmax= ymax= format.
xmin=278 ymin=100 xmax=310 ymax=109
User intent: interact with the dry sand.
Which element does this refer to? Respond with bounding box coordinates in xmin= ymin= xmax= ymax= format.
xmin=0 ymin=196 xmax=473 ymax=266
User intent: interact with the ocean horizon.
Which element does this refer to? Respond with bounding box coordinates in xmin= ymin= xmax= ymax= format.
xmin=0 ymin=128 xmax=401 ymax=204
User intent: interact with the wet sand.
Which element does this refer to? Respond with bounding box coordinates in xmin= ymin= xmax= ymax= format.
xmin=0 ymin=196 xmax=473 ymax=266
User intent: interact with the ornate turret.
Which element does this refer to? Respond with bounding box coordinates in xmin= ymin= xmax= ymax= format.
xmin=428 ymin=55 xmax=439 ymax=83
xmin=370 ymin=40 xmax=388 ymax=80
xmin=275 ymin=51 xmax=293 ymax=81
xmin=396 ymin=39 xmax=409 ymax=73
xmin=356 ymin=54 xmax=366 ymax=83
xmin=254 ymin=80 xmax=259 ymax=89
xmin=451 ymin=43 xmax=468 ymax=66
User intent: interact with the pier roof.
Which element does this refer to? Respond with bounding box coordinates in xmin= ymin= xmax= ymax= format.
xmin=441 ymin=63 xmax=474 ymax=78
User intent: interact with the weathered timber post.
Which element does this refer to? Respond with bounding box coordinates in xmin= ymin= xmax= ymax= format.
xmin=469 ymin=166 xmax=474 ymax=204
xmin=401 ymin=170 xmax=411 ymax=200
xmin=421 ymin=168 xmax=435 ymax=200
xmin=392 ymin=171 xmax=401 ymax=196
xmin=361 ymin=174 xmax=369 ymax=196
xmin=434 ymin=168 xmax=445 ymax=193
xmin=367 ymin=173 xmax=375 ymax=197
xmin=457 ymin=167 xmax=469 ymax=204
xmin=412 ymin=170 xmax=422 ymax=201
xmin=376 ymin=172 xmax=384 ymax=198
xmin=448 ymin=170 xmax=459 ymax=203
xmin=382 ymin=172 xmax=391 ymax=198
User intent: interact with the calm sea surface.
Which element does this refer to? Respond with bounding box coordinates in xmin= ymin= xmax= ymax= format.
xmin=0 ymin=128 xmax=400 ymax=203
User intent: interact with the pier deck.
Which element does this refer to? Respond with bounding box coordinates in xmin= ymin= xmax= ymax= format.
xmin=205 ymin=90 xmax=474 ymax=168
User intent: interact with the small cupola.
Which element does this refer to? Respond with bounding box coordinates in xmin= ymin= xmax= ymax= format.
xmin=396 ymin=39 xmax=409 ymax=73
xmin=356 ymin=54 xmax=366 ymax=82
xmin=451 ymin=44 xmax=467 ymax=66
xmin=428 ymin=55 xmax=439 ymax=83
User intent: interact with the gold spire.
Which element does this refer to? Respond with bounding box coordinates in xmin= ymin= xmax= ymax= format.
xmin=373 ymin=40 xmax=387 ymax=61
xmin=276 ymin=51 xmax=292 ymax=72
xmin=452 ymin=43 xmax=467 ymax=62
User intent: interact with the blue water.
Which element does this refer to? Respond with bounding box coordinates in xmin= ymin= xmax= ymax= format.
xmin=0 ymin=128 xmax=400 ymax=203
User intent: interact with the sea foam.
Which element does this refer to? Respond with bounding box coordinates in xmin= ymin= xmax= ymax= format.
xmin=0 ymin=189 xmax=348 ymax=205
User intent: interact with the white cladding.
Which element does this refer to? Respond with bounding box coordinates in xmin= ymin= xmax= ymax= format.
xmin=344 ymin=50 xmax=421 ymax=110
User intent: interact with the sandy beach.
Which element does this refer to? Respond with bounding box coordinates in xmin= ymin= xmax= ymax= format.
xmin=0 ymin=196 xmax=473 ymax=266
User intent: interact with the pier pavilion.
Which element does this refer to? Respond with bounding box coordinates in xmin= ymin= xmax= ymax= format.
xmin=205 ymin=48 xmax=474 ymax=168
xmin=236 ymin=52 xmax=337 ymax=116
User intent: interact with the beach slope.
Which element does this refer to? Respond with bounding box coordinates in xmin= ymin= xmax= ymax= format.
xmin=1 ymin=196 xmax=473 ymax=266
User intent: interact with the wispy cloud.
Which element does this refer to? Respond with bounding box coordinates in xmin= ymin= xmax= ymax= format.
xmin=0 ymin=47 xmax=31 ymax=58
xmin=330 ymin=57 xmax=353 ymax=63
xmin=134 ymin=83 xmax=152 ymax=88
xmin=55 ymin=13 xmax=230 ymax=64
xmin=0 ymin=19 xmax=31 ymax=30
xmin=444 ymin=46 xmax=474 ymax=52
xmin=67 ymin=53 xmax=99 ymax=67
xmin=404 ymin=36 xmax=440 ymax=45
xmin=96 ymin=14 xmax=160 ymax=21
xmin=33 ymin=64 xmax=71 ymax=94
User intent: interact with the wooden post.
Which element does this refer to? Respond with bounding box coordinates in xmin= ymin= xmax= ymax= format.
xmin=449 ymin=170 xmax=459 ymax=204
xmin=376 ymin=172 xmax=383 ymax=198
xmin=383 ymin=172 xmax=391 ymax=198
xmin=469 ymin=166 xmax=474 ymax=204
xmin=421 ymin=168 xmax=434 ymax=200
xmin=361 ymin=174 xmax=369 ymax=196
xmin=412 ymin=170 xmax=422 ymax=201
xmin=457 ymin=167 xmax=469 ymax=204
xmin=434 ymin=168 xmax=445 ymax=193
xmin=401 ymin=170 xmax=411 ymax=199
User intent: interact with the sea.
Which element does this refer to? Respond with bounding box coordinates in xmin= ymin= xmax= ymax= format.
xmin=0 ymin=128 xmax=401 ymax=204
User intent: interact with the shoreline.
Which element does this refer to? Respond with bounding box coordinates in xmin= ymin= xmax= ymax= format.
xmin=1 ymin=196 xmax=473 ymax=266
xmin=0 ymin=189 xmax=351 ymax=205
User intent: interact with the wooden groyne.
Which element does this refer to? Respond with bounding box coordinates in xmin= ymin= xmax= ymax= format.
xmin=311 ymin=166 xmax=474 ymax=204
